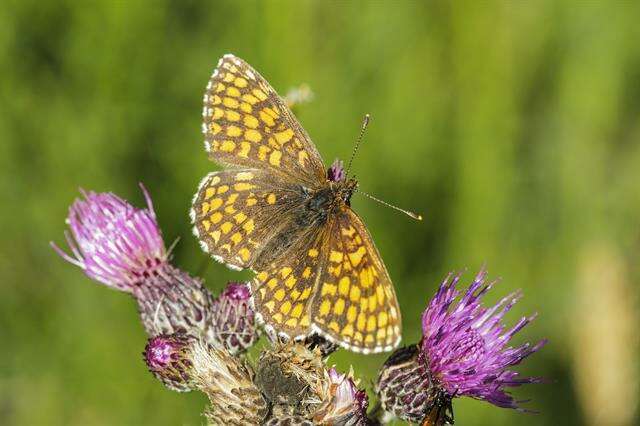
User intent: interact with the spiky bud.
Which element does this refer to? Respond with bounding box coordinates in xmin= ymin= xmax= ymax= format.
xmin=132 ymin=263 xmax=216 ymax=339
xmin=209 ymin=282 xmax=258 ymax=354
xmin=376 ymin=344 xmax=450 ymax=423
xmin=143 ymin=334 xmax=196 ymax=392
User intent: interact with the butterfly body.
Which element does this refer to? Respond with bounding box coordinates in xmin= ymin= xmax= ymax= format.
xmin=192 ymin=54 xmax=401 ymax=353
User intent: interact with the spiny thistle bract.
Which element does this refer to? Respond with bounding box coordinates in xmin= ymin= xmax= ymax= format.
xmin=54 ymin=185 xmax=546 ymax=424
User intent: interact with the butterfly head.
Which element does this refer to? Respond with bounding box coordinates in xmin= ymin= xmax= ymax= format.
xmin=327 ymin=159 xmax=358 ymax=205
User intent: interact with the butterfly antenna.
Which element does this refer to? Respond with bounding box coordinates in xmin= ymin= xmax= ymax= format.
xmin=346 ymin=114 xmax=371 ymax=176
xmin=356 ymin=189 xmax=423 ymax=221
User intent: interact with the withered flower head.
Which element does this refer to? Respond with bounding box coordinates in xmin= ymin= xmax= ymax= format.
xmin=256 ymin=342 xmax=325 ymax=417
xmin=191 ymin=340 xmax=268 ymax=425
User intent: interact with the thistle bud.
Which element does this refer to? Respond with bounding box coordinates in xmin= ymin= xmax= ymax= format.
xmin=143 ymin=334 xmax=196 ymax=392
xmin=209 ymin=282 xmax=258 ymax=354
xmin=375 ymin=344 xmax=449 ymax=423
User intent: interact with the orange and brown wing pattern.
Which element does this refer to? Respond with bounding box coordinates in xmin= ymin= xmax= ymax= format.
xmin=309 ymin=205 xmax=402 ymax=354
xmin=249 ymin=226 xmax=329 ymax=340
xmin=202 ymin=54 xmax=325 ymax=186
xmin=191 ymin=168 xmax=305 ymax=270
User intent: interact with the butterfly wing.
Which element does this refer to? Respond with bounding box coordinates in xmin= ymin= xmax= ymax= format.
xmin=202 ymin=54 xmax=325 ymax=186
xmin=191 ymin=168 xmax=309 ymax=270
xmin=309 ymin=204 xmax=402 ymax=353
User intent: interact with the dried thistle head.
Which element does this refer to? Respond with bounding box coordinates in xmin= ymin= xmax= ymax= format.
xmin=255 ymin=342 xmax=325 ymax=416
xmin=191 ymin=340 xmax=268 ymax=425
xmin=263 ymin=413 xmax=314 ymax=426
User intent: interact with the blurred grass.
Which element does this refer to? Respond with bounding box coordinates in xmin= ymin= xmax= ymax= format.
xmin=1 ymin=1 xmax=639 ymax=425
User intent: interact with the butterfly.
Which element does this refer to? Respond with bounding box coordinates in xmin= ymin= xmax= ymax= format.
xmin=190 ymin=54 xmax=401 ymax=353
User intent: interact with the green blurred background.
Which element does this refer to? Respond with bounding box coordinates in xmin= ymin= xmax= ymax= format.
xmin=1 ymin=1 xmax=639 ymax=425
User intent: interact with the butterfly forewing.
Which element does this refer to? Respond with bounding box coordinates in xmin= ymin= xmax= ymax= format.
xmin=191 ymin=168 xmax=307 ymax=270
xmin=202 ymin=55 xmax=325 ymax=186
xmin=310 ymin=206 xmax=402 ymax=353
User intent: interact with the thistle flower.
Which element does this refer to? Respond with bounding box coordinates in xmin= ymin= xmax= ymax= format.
xmin=313 ymin=367 xmax=369 ymax=426
xmin=52 ymin=185 xmax=166 ymax=291
xmin=376 ymin=268 xmax=546 ymax=424
xmin=144 ymin=334 xmax=196 ymax=392
xmin=327 ymin=159 xmax=345 ymax=182
xmin=51 ymin=187 xmax=222 ymax=351
xmin=210 ymin=282 xmax=258 ymax=355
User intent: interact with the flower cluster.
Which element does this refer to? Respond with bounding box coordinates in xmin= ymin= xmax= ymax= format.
xmin=54 ymin=186 xmax=545 ymax=425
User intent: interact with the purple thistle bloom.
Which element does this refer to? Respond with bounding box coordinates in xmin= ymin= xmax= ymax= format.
xmin=52 ymin=185 xmax=166 ymax=292
xmin=377 ymin=268 xmax=546 ymax=424
xmin=210 ymin=282 xmax=259 ymax=355
xmin=52 ymin=186 xmax=260 ymax=357
xmin=421 ymin=269 xmax=546 ymax=408
xmin=327 ymin=159 xmax=346 ymax=182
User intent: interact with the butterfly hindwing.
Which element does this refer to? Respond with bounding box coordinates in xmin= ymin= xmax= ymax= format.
xmin=250 ymin=225 xmax=328 ymax=340
xmin=310 ymin=205 xmax=401 ymax=353
xmin=202 ymin=54 xmax=325 ymax=186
